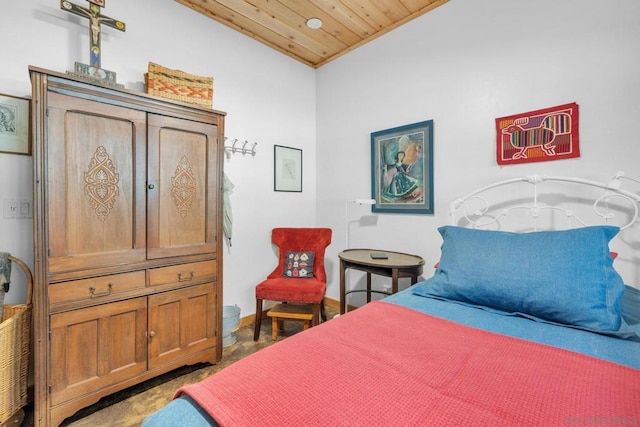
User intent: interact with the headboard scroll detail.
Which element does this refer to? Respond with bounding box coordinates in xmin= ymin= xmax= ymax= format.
xmin=450 ymin=173 xmax=640 ymax=231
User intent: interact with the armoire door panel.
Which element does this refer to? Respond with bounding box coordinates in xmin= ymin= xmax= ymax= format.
xmin=147 ymin=284 xmax=216 ymax=370
xmin=49 ymin=297 xmax=147 ymax=406
xmin=147 ymin=114 xmax=218 ymax=259
xmin=46 ymin=92 xmax=147 ymax=274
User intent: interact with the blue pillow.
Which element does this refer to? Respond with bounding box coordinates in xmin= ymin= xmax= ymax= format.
xmin=621 ymin=285 xmax=640 ymax=327
xmin=414 ymin=225 xmax=626 ymax=333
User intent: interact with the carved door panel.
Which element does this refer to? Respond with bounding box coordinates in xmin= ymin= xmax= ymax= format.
xmin=147 ymin=283 xmax=217 ymax=370
xmin=46 ymin=92 xmax=146 ymax=274
xmin=49 ymin=297 xmax=147 ymax=407
xmin=146 ymin=114 xmax=219 ymax=259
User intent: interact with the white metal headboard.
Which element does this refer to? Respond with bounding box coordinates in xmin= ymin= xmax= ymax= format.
xmin=608 ymin=171 xmax=640 ymax=193
xmin=450 ymin=173 xmax=640 ymax=231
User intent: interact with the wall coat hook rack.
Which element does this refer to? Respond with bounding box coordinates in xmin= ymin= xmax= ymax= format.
xmin=224 ymin=137 xmax=258 ymax=158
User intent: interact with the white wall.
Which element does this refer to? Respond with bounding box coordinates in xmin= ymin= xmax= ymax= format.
xmin=0 ymin=0 xmax=317 ymax=316
xmin=316 ymin=0 xmax=640 ymax=298
xmin=1 ymin=0 xmax=639 ymax=313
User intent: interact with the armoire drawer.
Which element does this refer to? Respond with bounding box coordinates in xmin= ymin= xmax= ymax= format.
xmin=148 ymin=260 xmax=217 ymax=287
xmin=49 ymin=271 xmax=146 ymax=306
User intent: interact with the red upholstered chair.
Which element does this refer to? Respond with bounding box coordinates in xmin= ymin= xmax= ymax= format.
xmin=253 ymin=227 xmax=332 ymax=341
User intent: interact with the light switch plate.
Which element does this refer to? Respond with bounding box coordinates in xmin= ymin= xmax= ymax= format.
xmin=3 ymin=198 xmax=32 ymax=219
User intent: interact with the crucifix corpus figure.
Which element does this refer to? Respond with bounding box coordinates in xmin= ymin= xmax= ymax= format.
xmin=61 ymin=0 xmax=125 ymax=81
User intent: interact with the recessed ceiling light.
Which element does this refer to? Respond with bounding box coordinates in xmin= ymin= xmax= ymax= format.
xmin=306 ymin=18 xmax=323 ymax=29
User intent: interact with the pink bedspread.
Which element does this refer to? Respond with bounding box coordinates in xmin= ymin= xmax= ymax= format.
xmin=177 ymin=301 xmax=640 ymax=426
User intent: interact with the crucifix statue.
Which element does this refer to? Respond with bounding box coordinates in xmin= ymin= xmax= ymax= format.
xmin=61 ymin=0 xmax=125 ymax=86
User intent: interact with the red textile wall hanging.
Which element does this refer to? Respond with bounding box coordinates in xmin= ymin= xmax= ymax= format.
xmin=496 ymin=102 xmax=579 ymax=165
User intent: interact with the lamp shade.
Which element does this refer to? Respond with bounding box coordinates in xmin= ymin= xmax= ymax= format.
xmin=353 ymin=198 xmax=376 ymax=205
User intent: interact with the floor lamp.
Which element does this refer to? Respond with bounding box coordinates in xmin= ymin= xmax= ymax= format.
xmin=341 ymin=198 xmax=376 ymax=317
xmin=345 ymin=198 xmax=376 ymax=249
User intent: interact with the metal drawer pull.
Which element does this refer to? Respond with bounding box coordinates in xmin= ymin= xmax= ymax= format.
xmin=178 ymin=271 xmax=194 ymax=282
xmin=89 ymin=283 xmax=113 ymax=298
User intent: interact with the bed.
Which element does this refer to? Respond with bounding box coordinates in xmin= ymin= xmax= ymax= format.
xmin=142 ymin=174 xmax=640 ymax=426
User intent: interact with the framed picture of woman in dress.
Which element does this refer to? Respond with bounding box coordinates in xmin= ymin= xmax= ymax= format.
xmin=370 ymin=120 xmax=433 ymax=214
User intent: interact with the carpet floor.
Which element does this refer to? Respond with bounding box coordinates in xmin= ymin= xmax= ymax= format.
xmin=21 ymin=303 xmax=339 ymax=426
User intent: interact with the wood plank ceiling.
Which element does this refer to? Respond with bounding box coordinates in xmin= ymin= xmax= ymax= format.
xmin=174 ymin=0 xmax=450 ymax=68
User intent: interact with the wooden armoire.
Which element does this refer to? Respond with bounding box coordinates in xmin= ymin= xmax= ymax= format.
xmin=29 ymin=67 xmax=225 ymax=427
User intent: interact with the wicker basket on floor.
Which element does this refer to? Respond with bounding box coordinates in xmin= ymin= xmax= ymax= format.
xmin=0 ymin=256 xmax=32 ymax=425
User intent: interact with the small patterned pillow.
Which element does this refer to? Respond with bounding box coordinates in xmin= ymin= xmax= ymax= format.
xmin=282 ymin=251 xmax=314 ymax=278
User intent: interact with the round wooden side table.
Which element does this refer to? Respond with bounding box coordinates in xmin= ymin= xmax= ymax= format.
xmin=338 ymin=249 xmax=425 ymax=314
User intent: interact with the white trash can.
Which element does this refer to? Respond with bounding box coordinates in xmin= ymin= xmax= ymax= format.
xmin=222 ymin=305 xmax=241 ymax=347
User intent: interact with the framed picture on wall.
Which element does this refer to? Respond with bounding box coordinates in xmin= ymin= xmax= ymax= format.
xmin=371 ymin=120 xmax=434 ymax=214
xmin=495 ymin=102 xmax=580 ymax=165
xmin=0 ymin=93 xmax=30 ymax=156
xmin=274 ymin=145 xmax=302 ymax=192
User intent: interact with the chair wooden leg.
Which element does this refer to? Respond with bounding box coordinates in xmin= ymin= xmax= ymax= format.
xmin=254 ymin=298 xmax=263 ymax=341
xmin=311 ymin=303 xmax=320 ymax=326
xmin=321 ymin=300 xmax=327 ymax=322
xmin=271 ymin=317 xmax=278 ymax=341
